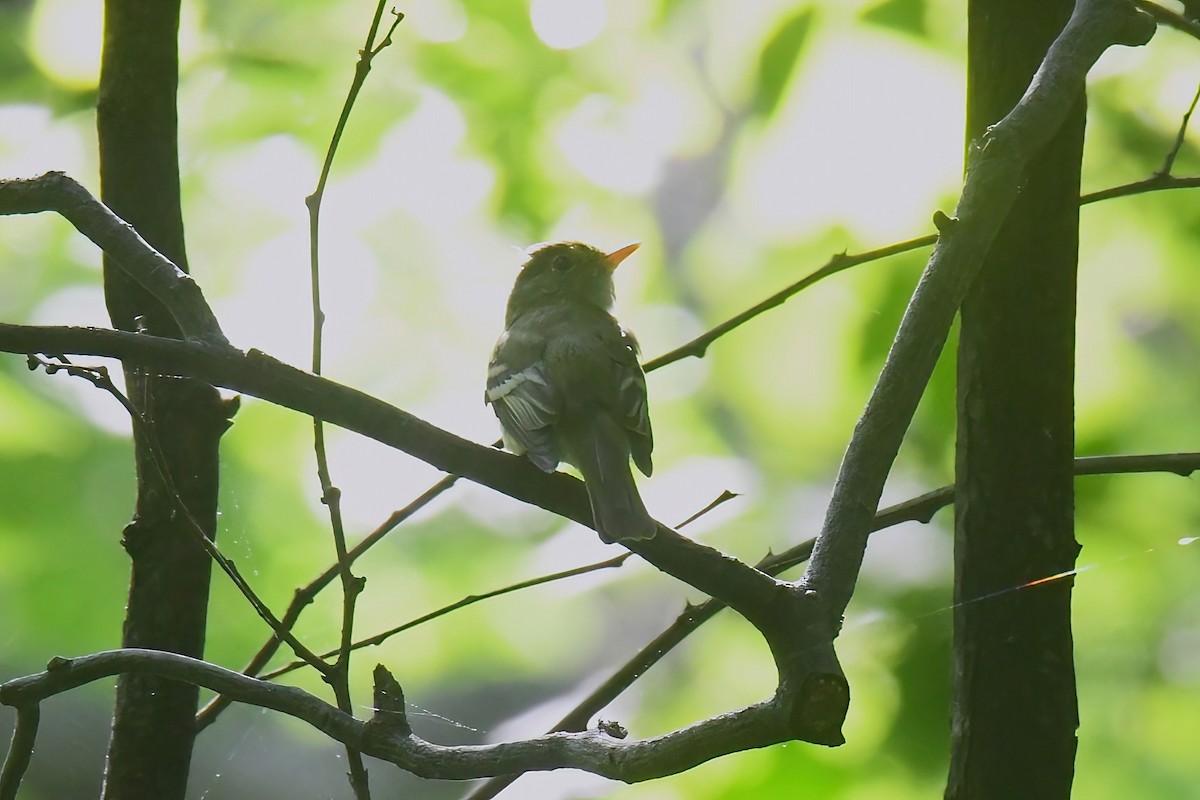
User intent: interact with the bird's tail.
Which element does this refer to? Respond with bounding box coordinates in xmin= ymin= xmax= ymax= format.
xmin=566 ymin=415 xmax=657 ymax=544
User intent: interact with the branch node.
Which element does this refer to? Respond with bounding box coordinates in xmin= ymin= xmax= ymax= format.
xmin=370 ymin=664 xmax=411 ymax=736
xmin=221 ymin=393 xmax=242 ymax=421
xmin=1117 ymin=7 xmax=1158 ymax=46
xmin=932 ymin=210 xmax=959 ymax=234
xmin=597 ymin=719 xmax=629 ymax=739
xmin=790 ymin=672 xmax=849 ymax=747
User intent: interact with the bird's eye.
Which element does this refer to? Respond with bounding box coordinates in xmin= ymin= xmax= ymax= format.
xmin=551 ymin=254 xmax=572 ymax=272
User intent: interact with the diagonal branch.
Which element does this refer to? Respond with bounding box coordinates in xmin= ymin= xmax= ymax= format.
xmin=462 ymin=450 xmax=1200 ymax=799
xmin=1133 ymin=0 xmax=1200 ymax=40
xmin=642 ymin=169 xmax=1200 ymax=375
xmin=799 ymin=0 xmax=1156 ymax=626
xmin=642 ymin=234 xmax=937 ymax=371
xmin=0 ymin=322 xmax=848 ymax=742
xmin=193 ymin=474 xmax=459 ymax=731
xmin=1157 ymin=79 xmax=1200 ymax=176
xmin=0 ymin=172 xmax=227 ymax=346
xmin=24 ymin=356 xmax=334 ymax=677
xmin=0 ymin=326 xmax=785 ymax=618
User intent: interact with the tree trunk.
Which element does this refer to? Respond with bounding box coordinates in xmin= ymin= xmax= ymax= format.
xmin=948 ymin=2 xmax=1084 ymax=798
xmin=97 ymin=1 xmax=231 ymax=797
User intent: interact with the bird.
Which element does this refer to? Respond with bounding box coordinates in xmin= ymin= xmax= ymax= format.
xmin=486 ymin=241 xmax=656 ymax=543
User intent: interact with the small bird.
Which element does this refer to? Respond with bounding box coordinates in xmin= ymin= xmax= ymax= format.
xmin=486 ymin=241 xmax=656 ymax=543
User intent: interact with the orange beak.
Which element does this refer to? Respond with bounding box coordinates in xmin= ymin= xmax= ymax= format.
xmin=604 ymin=242 xmax=640 ymax=272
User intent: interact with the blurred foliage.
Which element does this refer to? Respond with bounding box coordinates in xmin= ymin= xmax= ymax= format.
xmin=2 ymin=0 xmax=1200 ymax=797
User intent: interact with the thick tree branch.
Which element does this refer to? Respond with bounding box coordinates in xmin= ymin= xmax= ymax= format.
xmin=950 ymin=0 xmax=1086 ymax=792
xmin=463 ymin=450 xmax=1200 ymax=799
xmin=0 ymin=650 xmax=833 ymax=782
xmin=0 ymin=327 xmax=783 ymax=617
xmin=0 ymin=324 xmax=848 ymax=743
xmin=799 ymin=0 xmax=1155 ymax=626
xmin=0 ymin=173 xmax=226 ymax=346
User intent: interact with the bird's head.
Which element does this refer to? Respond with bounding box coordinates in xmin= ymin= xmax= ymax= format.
xmin=505 ymin=241 xmax=639 ymax=322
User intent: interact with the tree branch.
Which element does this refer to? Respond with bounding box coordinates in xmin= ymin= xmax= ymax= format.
xmin=0 ymin=705 xmax=38 ymax=800
xmin=0 ymin=650 xmax=835 ymax=782
xmin=0 ymin=323 xmax=849 ymax=743
xmin=0 ymin=173 xmax=226 ymax=346
xmin=1132 ymin=0 xmax=1200 ymax=40
xmin=642 ymin=234 xmax=937 ymax=371
xmin=1079 ymin=173 xmax=1200 ymax=203
xmin=194 ymin=474 xmax=459 ymax=731
xmin=302 ymin=9 xmax=405 ymax=798
xmin=24 ymin=357 xmax=333 ymax=677
xmin=799 ymin=0 xmax=1155 ymax=626
xmin=463 ymin=450 xmax=1200 ymax=799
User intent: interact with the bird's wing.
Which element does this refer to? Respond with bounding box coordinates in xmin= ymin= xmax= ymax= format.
xmin=486 ymin=327 xmax=561 ymax=472
xmin=611 ymin=325 xmax=654 ymax=477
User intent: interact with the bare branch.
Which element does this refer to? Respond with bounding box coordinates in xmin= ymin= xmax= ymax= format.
xmin=1158 ymin=79 xmax=1200 ymax=176
xmin=25 ymin=355 xmax=333 ymax=677
xmin=464 ymin=449 xmax=1200 ymax=799
xmin=0 ymin=173 xmax=227 ymax=346
xmin=1079 ymin=173 xmax=1200 ymax=203
xmin=194 ymin=474 xmax=459 ymax=731
xmin=0 ymin=324 xmax=847 ymax=740
xmin=642 ymin=235 xmax=937 ymax=372
xmin=261 ymin=553 xmax=633 ymax=682
xmin=1133 ymin=0 xmax=1200 ymax=39
xmin=303 ymin=8 xmax=407 ymax=797
xmin=800 ymin=0 xmax=1156 ymax=626
xmin=642 ymin=165 xmax=1200 ymax=375
xmin=0 ymin=705 xmax=39 ymax=800
xmin=0 ymin=650 xmax=840 ymax=781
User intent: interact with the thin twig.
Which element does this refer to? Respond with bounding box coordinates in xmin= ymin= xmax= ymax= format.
xmin=462 ymin=449 xmax=1200 ymax=799
xmin=261 ymin=490 xmax=740 ymax=681
xmin=642 ymin=164 xmax=1200 ymax=377
xmin=25 ymin=356 xmax=333 ymax=675
xmin=642 ymin=234 xmax=937 ymax=372
xmin=0 ymin=705 xmax=39 ymax=800
xmin=302 ymin=6 xmax=405 ymax=798
xmin=194 ymin=474 xmax=459 ymax=731
xmin=262 ymin=554 xmax=632 ymax=682
xmin=1133 ymin=0 xmax=1200 ymax=40
xmin=1079 ymin=173 xmax=1200 ymax=203
xmin=1158 ymin=79 xmax=1200 ymax=176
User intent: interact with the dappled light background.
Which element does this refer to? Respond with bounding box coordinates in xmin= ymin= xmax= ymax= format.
xmin=2 ymin=0 xmax=1200 ymax=797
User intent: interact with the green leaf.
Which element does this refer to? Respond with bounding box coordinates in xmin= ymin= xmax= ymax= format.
xmin=751 ymin=8 xmax=815 ymax=119
xmin=861 ymin=0 xmax=928 ymax=37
